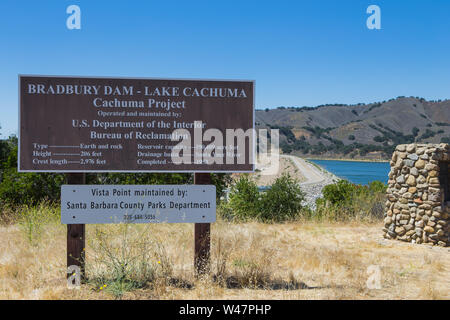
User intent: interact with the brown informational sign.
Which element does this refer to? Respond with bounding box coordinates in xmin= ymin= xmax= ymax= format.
xmin=19 ymin=75 xmax=254 ymax=172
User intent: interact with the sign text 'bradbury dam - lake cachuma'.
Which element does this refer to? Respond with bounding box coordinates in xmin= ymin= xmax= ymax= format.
xmin=19 ymin=76 xmax=254 ymax=172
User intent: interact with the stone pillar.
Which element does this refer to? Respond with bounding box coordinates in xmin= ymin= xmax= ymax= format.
xmin=384 ymin=143 xmax=449 ymax=247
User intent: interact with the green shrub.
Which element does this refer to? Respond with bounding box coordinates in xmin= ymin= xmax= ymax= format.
xmin=315 ymin=179 xmax=386 ymax=222
xmin=320 ymin=180 xmax=356 ymax=205
xmin=0 ymin=139 xmax=66 ymax=206
xmin=227 ymin=175 xmax=260 ymax=220
xmin=258 ymin=174 xmax=305 ymax=222
xmin=368 ymin=180 xmax=387 ymax=194
xmin=0 ymin=169 xmax=65 ymax=206
xmin=227 ymin=174 xmax=305 ymax=222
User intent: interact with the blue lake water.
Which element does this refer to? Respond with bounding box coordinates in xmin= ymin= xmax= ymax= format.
xmin=309 ymin=159 xmax=390 ymax=185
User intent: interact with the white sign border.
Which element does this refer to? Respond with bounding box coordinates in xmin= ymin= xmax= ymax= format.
xmin=61 ymin=184 xmax=217 ymax=224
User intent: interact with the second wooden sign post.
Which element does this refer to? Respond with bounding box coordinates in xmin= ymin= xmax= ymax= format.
xmin=194 ymin=172 xmax=212 ymax=276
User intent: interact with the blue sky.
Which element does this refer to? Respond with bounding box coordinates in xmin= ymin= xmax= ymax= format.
xmin=1 ymin=0 xmax=450 ymax=138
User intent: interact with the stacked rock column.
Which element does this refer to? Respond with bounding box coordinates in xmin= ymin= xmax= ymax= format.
xmin=384 ymin=143 xmax=449 ymax=247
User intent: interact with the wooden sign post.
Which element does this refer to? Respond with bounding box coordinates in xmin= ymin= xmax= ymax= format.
xmin=194 ymin=173 xmax=212 ymax=276
xmin=66 ymin=173 xmax=86 ymax=280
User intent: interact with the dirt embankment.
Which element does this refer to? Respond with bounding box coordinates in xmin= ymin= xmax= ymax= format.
xmin=234 ymin=155 xmax=339 ymax=209
xmin=235 ymin=157 xmax=307 ymax=186
xmin=282 ymin=155 xmax=339 ymax=209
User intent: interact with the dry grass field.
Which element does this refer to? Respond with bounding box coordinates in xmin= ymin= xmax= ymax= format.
xmin=0 ymin=210 xmax=448 ymax=300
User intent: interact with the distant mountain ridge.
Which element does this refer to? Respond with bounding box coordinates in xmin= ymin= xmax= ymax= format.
xmin=256 ymin=97 xmax=450 ymax=160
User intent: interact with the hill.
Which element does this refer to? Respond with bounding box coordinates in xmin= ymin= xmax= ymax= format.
xmin=256 ymin=97 xmax=450 ymax=160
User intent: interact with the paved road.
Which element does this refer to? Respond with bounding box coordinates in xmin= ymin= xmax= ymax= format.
xmin=281 ymin=155 xmax=326 ymax=185
xmin=281 ymin=155 xmax=339 ymax=209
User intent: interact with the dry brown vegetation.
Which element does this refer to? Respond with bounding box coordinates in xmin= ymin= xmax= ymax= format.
xmin=0 ymin=208 xmax=449 ymax=300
